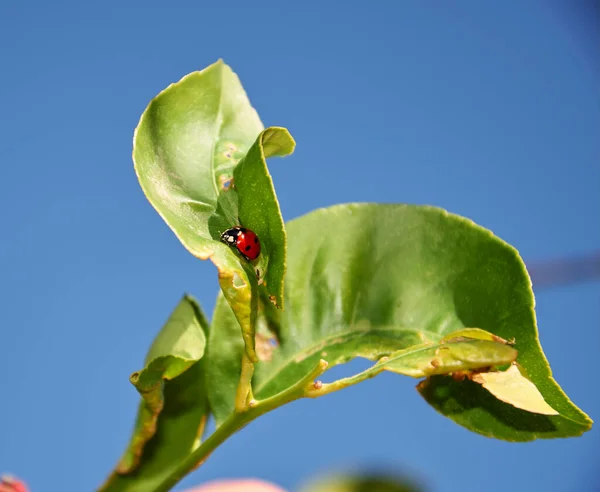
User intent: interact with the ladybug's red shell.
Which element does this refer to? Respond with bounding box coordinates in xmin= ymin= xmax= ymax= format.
xmin=221 ymin=226 xmax=261 ymax=261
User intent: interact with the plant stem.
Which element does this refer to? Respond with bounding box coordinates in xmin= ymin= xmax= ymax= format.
xmin=305 ymin=364 xmax=384 ymax=398
xmin=154 ymin=359 xmax=328 ymax=492
xmin=153 ymin=411 xmax=251 ymax=492
xmin=234 ymin=352 xmax=255 ymax=412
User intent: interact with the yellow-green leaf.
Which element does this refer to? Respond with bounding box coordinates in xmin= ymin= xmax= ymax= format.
xmin=378 ymin=338 xmax=517 ymax=378
xmin=471 ymin=364 xmax=559 ymax=416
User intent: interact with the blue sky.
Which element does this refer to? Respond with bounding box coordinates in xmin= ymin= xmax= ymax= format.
xmin=0 ymin=2 xmax=598 ymax=491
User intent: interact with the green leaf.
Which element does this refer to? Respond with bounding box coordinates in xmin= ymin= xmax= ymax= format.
xmin=133 ymin=60 xmax=293 ymax=362
xmin=234 ymin=126 xmax=295 ymax=309
xmin=207 ymin=203 xmax=591 ymax=439
xmin=205 ymin=293 xmax=245 ymax=426
xmin=440 ymin=327 xmax=511 ymax=344
xmin=377 ymin=338 xmax=517 ymax=378
xmin=100 ymin=295 xmax=209 ymax=491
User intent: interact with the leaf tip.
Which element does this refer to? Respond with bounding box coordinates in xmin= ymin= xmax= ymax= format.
xmin=261 ymin=126 xmax=296 ymax=158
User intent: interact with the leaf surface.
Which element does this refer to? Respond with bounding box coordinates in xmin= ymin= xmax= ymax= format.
xmin=207 ymin=204 xmax=591 ymax=438
xmin=133 ymin=60 xmax=292 ymax=361
xmin=378 ymin=338 xmax=517 ymax=378
xmin=100 ymin=295 xmax=209 ymax=491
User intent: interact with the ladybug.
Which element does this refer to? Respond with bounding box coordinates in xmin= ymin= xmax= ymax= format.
xmin=220 ymin=226 xmax=261 ymax=261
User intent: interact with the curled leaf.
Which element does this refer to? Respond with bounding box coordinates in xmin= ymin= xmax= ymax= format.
xmin=133 ymin=60 xmax=293 ymax=361
xmin=378 ymin=338 xmax=517 ymax=378
xmin=208 ymin=203 xmax=591 ymax=439
xmin=100 ymin=295 xmax=209 ymax=491
xmin=234 ymin=127 xmax=295 ymax=309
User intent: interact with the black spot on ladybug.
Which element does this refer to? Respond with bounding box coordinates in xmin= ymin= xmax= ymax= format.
xmin=245 ymin=245 xmax=251 ymax=252
xmin=254 ymin=236 xmax=258 ymax=243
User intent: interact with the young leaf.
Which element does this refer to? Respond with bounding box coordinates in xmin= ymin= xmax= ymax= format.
xmin=100 ymin=295 xmax=209 ymax=491
xmin=234 ymin=127 xmax=295 ymax=309
xmin=377 ymin=338 xmax=517 ymax=378
xmin=133 ymin=60 xmax=292 ymax=362
xmin=440 ymin=327 xmax=511 ymax=344
xmin=207 ymin=203 xmax=591 ymax=439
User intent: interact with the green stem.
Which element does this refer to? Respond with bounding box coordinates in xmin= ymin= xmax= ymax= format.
xmin=258 ymin=359 xmax=329 ymax=410
xmin=153 ymin=411 xmax=251 ymax=492
xmin=234 ymin=352 xmax=255 ymax=412
xmin=154 ymin=359 xmax=328 ymax=492
xmin=305 ymin=363 xmax=384 ymax=398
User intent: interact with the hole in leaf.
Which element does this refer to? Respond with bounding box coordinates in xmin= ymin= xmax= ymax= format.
xmin=232 ymin=272 xmax=246 ymax=288
xmin=219 ymin=175 xmax=234 ymax=191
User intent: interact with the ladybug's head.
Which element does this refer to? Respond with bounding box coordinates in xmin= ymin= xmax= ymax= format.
xmin=220 ymin=226 xmax=244 ymax=245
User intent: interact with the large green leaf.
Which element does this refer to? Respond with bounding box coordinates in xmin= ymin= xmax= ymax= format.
xmin=207 ymin=203 xmax=591 ymax=439
xmin=133 ymin=60 xmax=293 ymax=361
xmin=100 ymin=295 xmax=209 ymax=491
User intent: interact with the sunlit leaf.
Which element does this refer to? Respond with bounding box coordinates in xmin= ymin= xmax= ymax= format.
xmin=440 ymin=327 xmax=511 ymax=344
xmin=378 ymin=338 xmax=517 ymax=378
xmin=207 ymin=204 xmax=591 ymax=439
xmin=133 ymin=60 xmax=292 ymax=361
xmin=471 ymin=363 xmax=558 ymax=415
xmin=100 ymin=295 xmax=209 ymax=491
xmin=234 ymin=126 xmax=295 ymax=309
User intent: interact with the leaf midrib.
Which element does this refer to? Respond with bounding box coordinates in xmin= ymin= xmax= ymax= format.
xmin=210 ymin=63 xmax=225 ymax=200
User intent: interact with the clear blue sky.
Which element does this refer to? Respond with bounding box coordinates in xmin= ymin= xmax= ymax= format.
xmin=1 ymin=2 xmax=598 ymax=491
